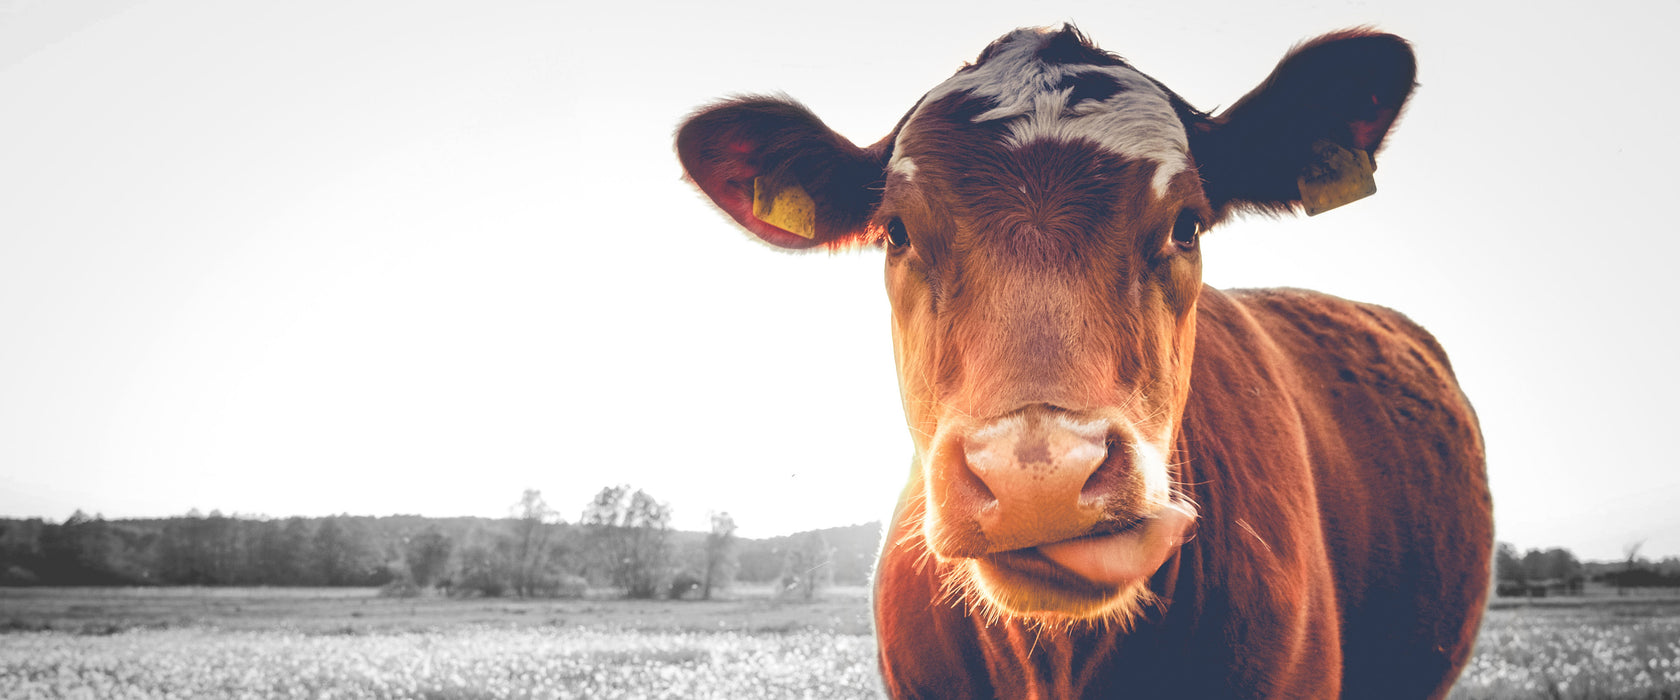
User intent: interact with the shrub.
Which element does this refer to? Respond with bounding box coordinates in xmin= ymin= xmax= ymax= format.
xmin=378 ymin=579 xmax=423 ymax=598
xmin=668 ymin=572 xmax=703 ymax=600
xmin=530 ymin=573 xmax=589 ymax=599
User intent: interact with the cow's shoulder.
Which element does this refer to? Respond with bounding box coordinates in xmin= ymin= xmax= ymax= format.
xmin=1224 ymin=287 xmax=1450 ymax=369
xmin=1215 ymin=287 xmax=1471 ymax=422
xmin=1204 ymin=285 xmax=1482 ymax=480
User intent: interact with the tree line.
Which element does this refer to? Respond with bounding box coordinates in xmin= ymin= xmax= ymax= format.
xmin=1493 ymin=540 xmax=1680 ymax=596
xmin=0 ymin=487 xmax=881 ymax=600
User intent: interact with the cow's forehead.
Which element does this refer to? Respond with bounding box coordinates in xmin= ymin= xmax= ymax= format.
xmin=891 ymin=27 xmax=1190 ymax=196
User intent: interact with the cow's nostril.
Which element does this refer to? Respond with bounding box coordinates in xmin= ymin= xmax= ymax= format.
xmin=1081 ymin=436 xmax=1130 ymax=500
xmin=961 ymin=456 xmax=998 ymax=506
xmin=945 ymin=441 xmax=997 ymax=510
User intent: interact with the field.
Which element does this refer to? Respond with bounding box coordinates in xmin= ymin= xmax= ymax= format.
xmin=1454 ymin=594 xmax=1680 ymax=699
xmin=2 ymin=587 xmax=1678 ymax=699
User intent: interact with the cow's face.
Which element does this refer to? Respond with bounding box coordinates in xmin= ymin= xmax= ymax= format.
xmin=878 ymin=29 xmax=1208 ymax=621
xmin=678 ymin=26 xmax=1414 ymax=623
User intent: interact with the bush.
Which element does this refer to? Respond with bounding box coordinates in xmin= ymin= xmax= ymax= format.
xmin=668 ymin=572 xmax=703 ymax=600
xmin=0 ymin=565 xmax=40 ymax=586
xmin=454 ymin=573 xmax=506 ymax=598
xmin=378 ymin=579 xmax=423 ymax=598
xmin=530 ymin=573 xmax=589 ymax=599
xmin=453 ymin=541 xmax=515 ymax=598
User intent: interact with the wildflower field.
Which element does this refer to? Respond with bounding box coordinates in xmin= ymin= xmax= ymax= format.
xmin=1450 ymin=597 xmax=1680 ymax=699
xmin=2 ymin=587 xmax=1678 ymax=699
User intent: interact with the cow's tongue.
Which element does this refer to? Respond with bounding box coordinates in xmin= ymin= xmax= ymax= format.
xmin=1035 ymin=501 xmax=1196 ymax=587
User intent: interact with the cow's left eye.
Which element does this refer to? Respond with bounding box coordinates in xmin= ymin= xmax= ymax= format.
xmin=1171 ymin=211 xmax=1201 ymax=251
xmin=886 ymin=218 xmax=911 ymax=248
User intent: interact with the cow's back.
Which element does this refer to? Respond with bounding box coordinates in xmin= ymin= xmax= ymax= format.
xmin=1214 ymin=287 xmax=1491 ymax=699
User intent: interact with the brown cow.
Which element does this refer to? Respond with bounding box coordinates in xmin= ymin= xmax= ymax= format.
xmin=676 ymin=25 xmax=1491 ymax=699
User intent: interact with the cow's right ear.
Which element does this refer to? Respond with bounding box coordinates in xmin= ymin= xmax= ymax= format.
xmin=676 ymin=97 xmax=889 ymax=250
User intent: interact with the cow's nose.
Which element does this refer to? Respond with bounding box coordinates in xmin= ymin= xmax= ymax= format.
xmin=952 ymin=406 xmax=1128 ymax=552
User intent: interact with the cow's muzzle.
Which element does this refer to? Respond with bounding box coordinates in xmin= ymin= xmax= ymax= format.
xmin=923 ymin=404 xmax=1196 ymax=585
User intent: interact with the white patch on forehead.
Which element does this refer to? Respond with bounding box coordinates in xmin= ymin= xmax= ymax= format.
xmin=895 ymin=28 xmax=1190 ymax=197
xmin=888 ymin=155 xmax=918 ymax=181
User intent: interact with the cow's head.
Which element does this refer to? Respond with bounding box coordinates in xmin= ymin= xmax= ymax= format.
xmin=677 ymin=26 xmax=1414 ymax=624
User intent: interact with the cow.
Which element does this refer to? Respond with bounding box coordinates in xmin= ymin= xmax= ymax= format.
xmin=675 ymin=25 xmax=1491 ymax=699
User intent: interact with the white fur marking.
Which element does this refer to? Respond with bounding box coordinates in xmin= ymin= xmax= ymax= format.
xmin=889 ymin=155 xmax=918 ymax=181
xmin=1050 ymin=414 xmax=1110 ymax=441
xmin=894 ymin=27 xmax=1190 ymax=197
xmin=968 ymin=414 xmax=1027 ymax=444
xmin=1129 ymin=424 xmax=1174 ymax=508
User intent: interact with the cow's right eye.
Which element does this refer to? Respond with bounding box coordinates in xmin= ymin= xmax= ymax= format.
xmin=1171 ymin=211 xmax=1202 ymax=251
xmin=887 ymin=218 xmax=911 ymax=248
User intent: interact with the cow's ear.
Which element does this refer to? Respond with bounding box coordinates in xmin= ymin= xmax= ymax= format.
xmin=1191 ymin=30 xmax=1416 ymax=219
xmin=677 ymin=97 xmax=889 ymax=250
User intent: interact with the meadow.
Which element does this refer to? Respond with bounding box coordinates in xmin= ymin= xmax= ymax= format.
xmin=2 ymin=587 xmax=1677 ymax=699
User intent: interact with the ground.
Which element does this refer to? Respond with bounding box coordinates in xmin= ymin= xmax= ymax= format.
xmin=1 ymin=585 xmax=1677 ymax=699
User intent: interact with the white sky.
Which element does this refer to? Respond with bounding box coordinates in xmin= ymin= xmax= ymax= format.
xmin=2 ymin=0 xmax=1676 ymax=560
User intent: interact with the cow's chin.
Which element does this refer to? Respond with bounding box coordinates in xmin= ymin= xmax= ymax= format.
xmin=952 ymin=502 xmax=1196 ymax=626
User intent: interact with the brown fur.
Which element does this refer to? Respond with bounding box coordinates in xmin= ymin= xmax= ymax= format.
xmin=676 ymin=25 xmax=1490 ymax=699
xmin=874 ymin=288 xmax=1489 ymax=698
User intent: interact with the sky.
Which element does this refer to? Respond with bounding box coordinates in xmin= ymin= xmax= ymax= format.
xmin=2 ymin=0 xmax=1676 ymax=560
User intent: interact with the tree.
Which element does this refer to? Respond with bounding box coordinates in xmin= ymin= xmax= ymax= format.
xmin=782 ymin=530 xmax=834 ymax=601
xmin=1620 ymin=539 xmax=1647 ymax=596
xmin=621 ymin=489 xmax=673 ymax=599
xmin=582 ymin=485 xmax=631 ymax=528
xmin=582 ymin=485 xmax=673 ymax=599
xmin=40 ymin=510 xmax=124 ymax=584
xmin=201 ymin=510 xmax=244 ymax=584
xmin=1520 ymin=548 xmax=1547 ymax=582
xmin=702 ymin=511 xmax=738 ymax=600
xmin=1539 ymin=548 xmax=1582 ymax=583
xmin=1625 ymin=540 xmax=1646 ymax=569
xmin=157 ymin=510 xmax=214 ymax=584
xmin=510 ymin=489 xmax=560 ymax=597
xmin=1494 ymin=542 xmax=1524 ymax=584
xmin=253 ymin=517 xmax=313 ymax=585
xmin=0 ymin=519 xmax=46 ymax=584
xmin=404 ymin=527 xmax=454 ymax=589
xmin=455 ymin=534 xmax=517 ymax=597
xmin=580 ymin=485 xmax=629 ymax=587
xmin=313 ymin=518 xmax=371 ymax=585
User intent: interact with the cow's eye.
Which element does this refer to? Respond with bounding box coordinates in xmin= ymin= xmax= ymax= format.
xmin=1171 ymin=211 xmax=1201 ymax=251
xmin=886 ymin=218 xmax=911 ymax=248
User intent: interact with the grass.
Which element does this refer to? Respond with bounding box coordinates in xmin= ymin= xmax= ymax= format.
xmin=0 ymin=583 xmax=873 ymax=636
xmin=0 ymin=585 xmax=879 ymax=700
xmin=0 ymin=626 xmax=881 ymax=699
xmin=1450 ymin=597 xmax=1680 ymax=699
xmin=2 ymin=586 xmax=1678 ymax=698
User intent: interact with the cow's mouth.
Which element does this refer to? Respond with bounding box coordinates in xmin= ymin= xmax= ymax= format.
xmin=965 ymin=500 xmax=1196 ymax=619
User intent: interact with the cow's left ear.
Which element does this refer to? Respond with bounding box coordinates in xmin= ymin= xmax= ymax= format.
xmin=677 ymin=97 xmax=890 ymax=250
xmin=1190 ymin=30 xmax=1416 ymax=219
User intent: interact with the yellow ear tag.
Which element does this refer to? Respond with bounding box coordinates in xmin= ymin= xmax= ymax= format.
xmin=1298 ymin=140 xmax=1377 ymax=216
xmin=752 ymin=177 xmax=817 ymax=239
